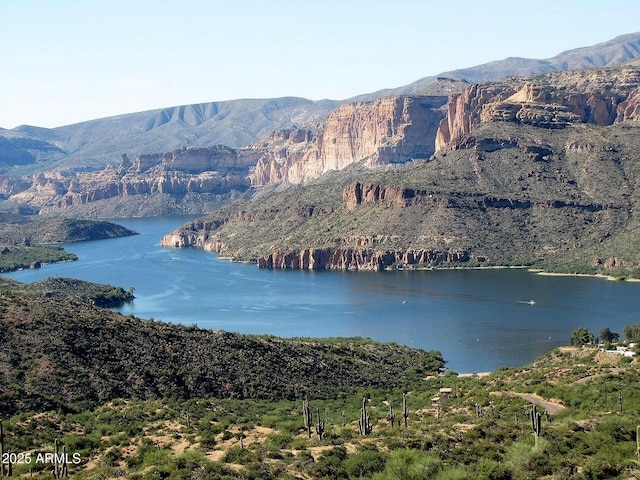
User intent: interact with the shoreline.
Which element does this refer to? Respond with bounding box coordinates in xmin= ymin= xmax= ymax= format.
xmin=458 ymin=372 xmax=492 ymax=378
xmin=530 ymin=269 xmax=640 ymax=282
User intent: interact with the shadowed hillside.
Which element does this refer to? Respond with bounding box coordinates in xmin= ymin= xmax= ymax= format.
xmin=0 ymin=281 xmax=444 ymax=416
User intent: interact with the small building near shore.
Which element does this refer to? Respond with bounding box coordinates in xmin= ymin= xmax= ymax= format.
xmin=431 ymin=387 xmax=453 ymax=405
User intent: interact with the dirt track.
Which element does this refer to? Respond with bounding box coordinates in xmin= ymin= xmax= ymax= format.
xmin=506 ymin=392 xmax=566 ymax=414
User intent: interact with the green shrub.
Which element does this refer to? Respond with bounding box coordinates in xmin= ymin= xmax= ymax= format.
xmin=223 ymin=446 xmax=260 ymax=465
xmin=343 ymin=449 xmax=387 ymax=477
xmin=471 ymin=457 xmax=512 ymax=480
xmin=372 ymin=449 xmax=442 ymax=480
xmin=264 ymin=431 xmax=294 ymax=450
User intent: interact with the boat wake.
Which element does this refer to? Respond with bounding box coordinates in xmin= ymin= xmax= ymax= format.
xmin=517 ymin=300 xmax=536 ymax=305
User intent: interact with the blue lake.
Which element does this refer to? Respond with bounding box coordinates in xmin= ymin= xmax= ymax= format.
xmin=5 ymin=216 xmax=640 ymax=373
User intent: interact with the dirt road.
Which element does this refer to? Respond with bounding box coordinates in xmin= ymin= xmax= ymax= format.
xmin=505 ymin=392 xmax=566 ymax=414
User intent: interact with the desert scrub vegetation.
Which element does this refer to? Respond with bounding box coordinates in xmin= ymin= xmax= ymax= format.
xmin=1 ymin=345 xmax=639 ymax=479
xmin=0 ymin=245 xmax=76 ymax=272
xmin=0 ymin=282 xmax=444 ymax=416
xmin=1 ymin=281 xmax=640 ymax=478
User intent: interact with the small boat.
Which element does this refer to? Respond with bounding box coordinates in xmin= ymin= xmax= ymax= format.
xmin=517 ymin=300 xmax=536 ymax=305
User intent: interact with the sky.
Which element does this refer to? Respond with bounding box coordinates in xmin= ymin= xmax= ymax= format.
xmin=1 ymin=0 xmax=639 ymax=129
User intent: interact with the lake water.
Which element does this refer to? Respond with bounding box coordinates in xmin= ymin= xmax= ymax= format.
xmin=5 ymin=216 xmax=640 ymax=373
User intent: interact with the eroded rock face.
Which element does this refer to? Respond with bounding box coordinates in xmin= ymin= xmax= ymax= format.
xmin=3 ymin=96 xmax=450 ymax=212
xmin=247 ymin=96 xmax=447 ymax=185
xmin=342 ymin=182 xmax=453 ymax=210
xmin=435 ymin=66 xmax=640 ymax=150
xmin=6 ymin=146 xmax=253 ymax=211
xmin=256 ymin=247 xmax=470 ymax=271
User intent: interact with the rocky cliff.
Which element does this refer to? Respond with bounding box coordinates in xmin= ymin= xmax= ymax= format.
xmin=161 ymin=97 xmax=640 ymax=274
xmin=435 ymin=65 xmax=640 ymax=150
xmin=246 ymin=95 xmax=447 ymax=185
xmin=5 ymin=146 xmax=253 ymax=214
xmin=1 ymin=95 xmax=450 ymax=215
xmin=256 ymin=247 xmax=469 ymax=271
xmin=5 ymin=64 xmax=640 ymax=227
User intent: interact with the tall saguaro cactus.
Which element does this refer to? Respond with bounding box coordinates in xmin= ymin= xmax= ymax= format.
xmin=0 ymin=418 xmax=4 ymax=477
xmin=315 ymin=408 xmax=325 ymax=441
xmin=0 ymin=419 xmax=10 ymax=478
xmin=402 ymin=392 xmax=409 ymax=428
xmin=303 ymin=398 xmax=312 ymax=439
xmin=358 ymin=397 xmax=373 ymax=435
xmin=53 ymin=438 xmax=70 ymax=479
xmin=387 ymin=402 xmax=396 ymax=427
xmin=531 ymin=405 xmax=542 ymax=440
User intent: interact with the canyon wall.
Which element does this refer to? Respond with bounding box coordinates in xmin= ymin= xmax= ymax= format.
xmin=436 ymin=66 xmax=640 ymax=150
xmin=5 ymin=65 xmax=640 ymax=216
xmin=2 ymin=95 xmax=448 ymax=213
xmin=256 ymin=248 xmax=470 ymax=271
xmin=246 ymin=95 xmax=447 ymax=185
xmin=6 ymin=147 xmax=253 ymax=211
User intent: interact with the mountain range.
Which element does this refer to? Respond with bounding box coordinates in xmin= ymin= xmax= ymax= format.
xmin=1 ymin=32 xmax=639 ymax=172
xmin=2 ymin=32 xmax=640 ymax=277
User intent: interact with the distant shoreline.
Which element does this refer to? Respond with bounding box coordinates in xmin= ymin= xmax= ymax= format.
xmin=458 ymin=372 xmax=492 ymax=378
xmin=530 ymin=269 xmax=640 ymax=282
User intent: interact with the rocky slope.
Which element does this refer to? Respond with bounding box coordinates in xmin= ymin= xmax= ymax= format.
xmin=161 ymin=64 xmax=640 ymax=275
xmin=1 ymin=32 xmax=638 ymax=175
xmin=0 ymin=94 xmax=451 ymax=215
xmin=5 ymin=147 xmax=254 ymax=216
xmin=7 ymin=61 xmax=640 ymax=218
xmin=247 ymin=95 xmax=447 ymax=185
xmin=0 ymin=281 xmax=443 ymax=414
xmin=436 ymin=63 xmax=640 ymax=150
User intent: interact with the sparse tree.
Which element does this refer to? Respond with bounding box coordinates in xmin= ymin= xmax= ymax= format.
xmin=570 ymin=328 xmax=594 ymax=347
xmin=599 ymin=327 xmax=619 ymax=344
xmin=623 ymin=322 xmax=640 ymax=343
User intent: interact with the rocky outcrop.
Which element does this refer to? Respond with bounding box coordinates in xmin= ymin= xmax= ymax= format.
xmin=3 ymin=96 xmax=451 ymax=213
xmin=436 ymin=66 xmax=640 ymax=150
xmin=342 ymin=182 xmax=454 ymax=210
xmin=616 ymin=86 xmax=640 ymax=121
xmin=247 ymin=96 xmax=447 ymax=185
xmin=6 ymin=146 xmax=253 ymax=212
xmin=257 ymin=248 xmax=470 ymax=271
xmin=160 ymin=217 xmax=227 ymax=249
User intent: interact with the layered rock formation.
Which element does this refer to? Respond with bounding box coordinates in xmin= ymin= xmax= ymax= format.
xmin=246 ymin=95 xmax=447 ymax=185
xmin=256 ymin=248 xmax=469 ymax=271
xmin=2 ymin=95 xmax=449 ymax=214
xmin=5 ymin=64 xmax=640 ymax=228
xmin=342 ymin=182 xmax=454 ymax=210
xmin=435 ymin=65 xmax=640 ymax=150
xmin=6 ymin=147 xmax=253 ymax=212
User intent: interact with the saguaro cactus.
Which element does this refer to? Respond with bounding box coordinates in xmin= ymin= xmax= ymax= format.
xmin=303 ymin=397 xmax=312 ymax=438
xmin=1 ymin=418 xmax=5 ymax=477
xmin=531 ymin=405 xmax=542 ymax=438
xmin=387 ymin=402 xmax=396 ymax=427
xmin=52 ymin=439 xmax=69 ymax=479
xmin=315 ymin=408 xmax=325 ymax=441
xmin=358 ymin=397 xmax=373 ymax=435
xmin=402 ymin=392 xmax=409 ymax=428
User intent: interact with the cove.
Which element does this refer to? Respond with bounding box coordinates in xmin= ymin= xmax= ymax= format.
xmin=5 ymin=216 xmax=640 ymax=373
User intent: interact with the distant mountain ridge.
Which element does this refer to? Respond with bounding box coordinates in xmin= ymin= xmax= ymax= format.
xmin=1 ymin=32 xmax=639 ymax=172
xmin=158 ymin=63 xmax=640 ymax=277
xmin=351 ymin=32 xmax=640 ymax=100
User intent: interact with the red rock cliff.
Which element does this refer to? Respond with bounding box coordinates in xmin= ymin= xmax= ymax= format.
xmin=247 ymin=96 xmax=447 ymax=185
xmin=435 ymin=66 xmax=640 ymax=150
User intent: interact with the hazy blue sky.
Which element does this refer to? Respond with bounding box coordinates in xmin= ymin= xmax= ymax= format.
xmin=1 ymin=0 xmax=639 ymax=129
